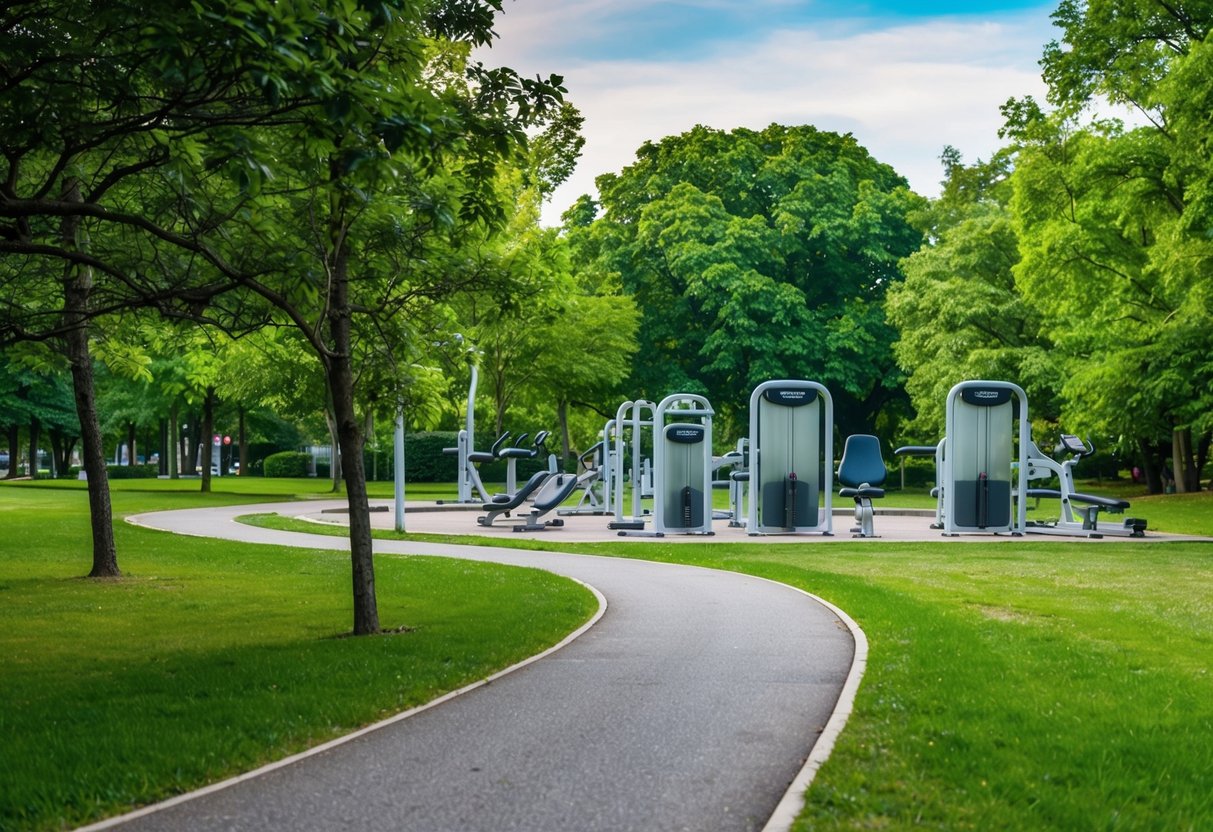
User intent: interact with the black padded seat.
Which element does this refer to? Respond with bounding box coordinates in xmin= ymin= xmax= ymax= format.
xmin=1025 ymin=488 xmax=1130 ymax=512
xmin=469 ymin=431 xmax=512 ymax=465
xmin=478 ymin=470 xmax=550 ymax=527
xmin=840 ymin=484 xmax=885 ymax=499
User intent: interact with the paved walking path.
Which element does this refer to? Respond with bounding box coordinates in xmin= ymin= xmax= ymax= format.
xmin=101 ymin=503 xmax=862 ymax=832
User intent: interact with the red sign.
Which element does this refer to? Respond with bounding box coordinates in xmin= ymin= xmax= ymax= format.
xmin=223 ymin=436 xmax=232 ymax=445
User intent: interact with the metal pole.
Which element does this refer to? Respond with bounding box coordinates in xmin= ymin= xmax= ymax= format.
xmin=394 ymin=404 xmax=406 ymax=532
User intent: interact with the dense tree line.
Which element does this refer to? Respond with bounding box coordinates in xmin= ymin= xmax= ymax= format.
xmin=890 ymin=0 xmax=1211 ymax=492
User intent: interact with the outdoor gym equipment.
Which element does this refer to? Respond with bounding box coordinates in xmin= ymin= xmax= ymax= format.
xmin=440 ymin=362 xmax=492 ymax=504
xmin=746 ymin=380 xmax=834 ymax=535
xmin=477 ymin=469 xmax=580 ymax=532
xmin=726 ymin=438 xmax=749 ymax=528
xmin=894 ymin=440 xmax=946 ymax=529
xmin=942 ymin=380 xmax=1029 ymax=536
xmin=557 ymin=440 xmax=611 ymax=516
xmin=649 ymin=393 xmax=715 ymax=536
xmin=1023 ymin=435 xmax=1146 ymax=538
xmin=498 ymin=431 xmax=555 ymax=496
xmin=837 ymin=434 xmax=887 ymax=538
xmin=607 ymin=400 xmax=657 ymax=532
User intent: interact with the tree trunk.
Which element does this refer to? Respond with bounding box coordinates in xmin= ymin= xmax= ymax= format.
xmin=323 ymin=405 xmax=342 ymax=492
xmin=200 ymin=387 xmax=215 ymax=492
xmin=326 ymin=201 xmax=378 ymax=636
xmin=28 ymin=415 xmax=41 ymax=479
xmin=49 ymin=429 xmax=73 ymax=478
xmin=1197 ymin=432 xmax=1211 ymax=492
xmin=4 ymin=424 xmax=17 ymax=478
xmin=1137 ymin=438 xmax=1162 ymax=494
xmin=61 ymin=179 xmax=119 ymax=577
xmin=1172 ymin=426 xmax=1198 ymax=494
xmin=158 ymin=418 xmax=168 ymax=476
xmin=126 ymin=421 xmax=137 ymax=466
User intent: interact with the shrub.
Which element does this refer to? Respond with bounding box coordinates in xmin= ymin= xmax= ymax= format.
xmin=263 ymin=451 xmax=311 ymax=478
xmin=105 ymin=464 xmax=159 ymax=480
xmin=399 ymin=432 xmax=460 ymax=482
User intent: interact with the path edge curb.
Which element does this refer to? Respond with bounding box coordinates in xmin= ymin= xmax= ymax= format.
xmin=760 ymin=583 xmax=868 ymax=832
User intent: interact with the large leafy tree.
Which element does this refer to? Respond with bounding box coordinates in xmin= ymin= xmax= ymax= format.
xmin=2 ymin=2 xmax=564 ymax=631
xmin=1004 ymin=0 xmax=1213 ymax=491
xmin=580 ymin=124 xmax=924 ymax=437
xmin=0 ymin=0 xmax=339 ymax=575
xmin=174 ymin=27 xmax=564 ymax=635
xmin=888 ymin=148 xmax=1060 ymax=442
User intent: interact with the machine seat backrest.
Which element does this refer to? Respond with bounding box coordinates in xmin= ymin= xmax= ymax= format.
xmin=838 ymin=434 xmax=887 ymax=488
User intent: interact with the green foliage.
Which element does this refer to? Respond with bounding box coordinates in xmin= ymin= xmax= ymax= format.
xmin=891 ymin=4 xmax=1212 ymax=490
xmin=102 ymin=463 xmax=159 ymax=480
xmin=262 ymin=451 xmax=311 ymax=478
xmin=576 ymin=123 xmax=925 ymax=437
xmin=397 ymin=432 xmax=459 ymax=482
xmin=889 ymin=151 xmax=1060 ymax=441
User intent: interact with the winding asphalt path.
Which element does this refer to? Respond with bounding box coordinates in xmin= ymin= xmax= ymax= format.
xmin=101 ymin=503 xmax=860 ymax=832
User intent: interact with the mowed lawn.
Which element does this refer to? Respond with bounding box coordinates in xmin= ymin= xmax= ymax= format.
xmin=0 ymin=480 xmax=597 ymax=831
xmin=2 ymin=476 xmax=1211 ymax=831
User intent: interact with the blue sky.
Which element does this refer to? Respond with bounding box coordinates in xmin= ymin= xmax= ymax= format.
xmin=478 ymin=1 xmax=1061 ymax=224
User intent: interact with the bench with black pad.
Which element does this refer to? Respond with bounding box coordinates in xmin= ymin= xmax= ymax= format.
xmin=477 ymin=470 xmax=580 ymax=532
xmin=1025 ymin=488 xmax=1146 ymax=536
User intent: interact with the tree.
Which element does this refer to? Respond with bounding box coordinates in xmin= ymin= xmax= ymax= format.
xmin=888 ymin=148 xmax=1060 ymax=442
xmin=580 ymin=123 xmax=924 ymax=438
xmin=0 ymin=0 xmax=330 ymax=575
xmin=174 ymin=19 xmax=565 ymax=635
xmin=2 ymin=2 xmax=565 ymax=625
xmin=466 ymin=225 xmax=639 ymax=458
xmin=1003 ymin=0 xmax=1213 ymax=491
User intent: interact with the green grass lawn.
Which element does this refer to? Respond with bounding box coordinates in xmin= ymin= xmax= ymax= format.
xmin=0 ymin=481 xmax=596 ymax=832
xmin=3 ymin=475 xmax=1211 ymax=830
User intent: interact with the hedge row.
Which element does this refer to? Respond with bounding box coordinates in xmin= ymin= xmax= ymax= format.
xmin=258 ymin=432 xmax=556 ymax=482
xmin=263 ymin=451 xmax=312 ymax=478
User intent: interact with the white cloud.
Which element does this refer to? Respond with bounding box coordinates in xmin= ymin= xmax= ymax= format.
xmin=479 ymin=5 xmax=1057 ymax=224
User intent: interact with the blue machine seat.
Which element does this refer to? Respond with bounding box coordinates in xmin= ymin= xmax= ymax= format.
xmin=837 ymin=434 xmax=887 ymax=538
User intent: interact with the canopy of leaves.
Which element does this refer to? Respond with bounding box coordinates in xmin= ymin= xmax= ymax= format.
xmin=575 ymin=123 xmax=924 ymax=435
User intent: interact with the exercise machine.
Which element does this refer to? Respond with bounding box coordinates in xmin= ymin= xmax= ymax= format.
xmin=746 ymin=380 xmax=834 ymax=535
xmin=477 ymin=469 xmax=580 ymax=532
xmin=726 ymin=438 xmax=749 ymax=528
xmin=649 ymin=393 xmax=715 ymax=536
xmin=608 ymin=400 xmax=657 ymax=532
xmin=942 ymin=380 xmax=1029 ymax=536
xmin=838 ymin=434 xmax=887 ymax=537
xmin=894 ymin=440 xmax=946 ymax=529
xmin=1023 ymin=434 xmax=1146 ymax=537
xmin=498 ymin=430 xmax=555 ymax=496
xmin=557 ymin=439 xmax=612 ymax=516
xmin=439 ymin=361 xmax=493 ymax=504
